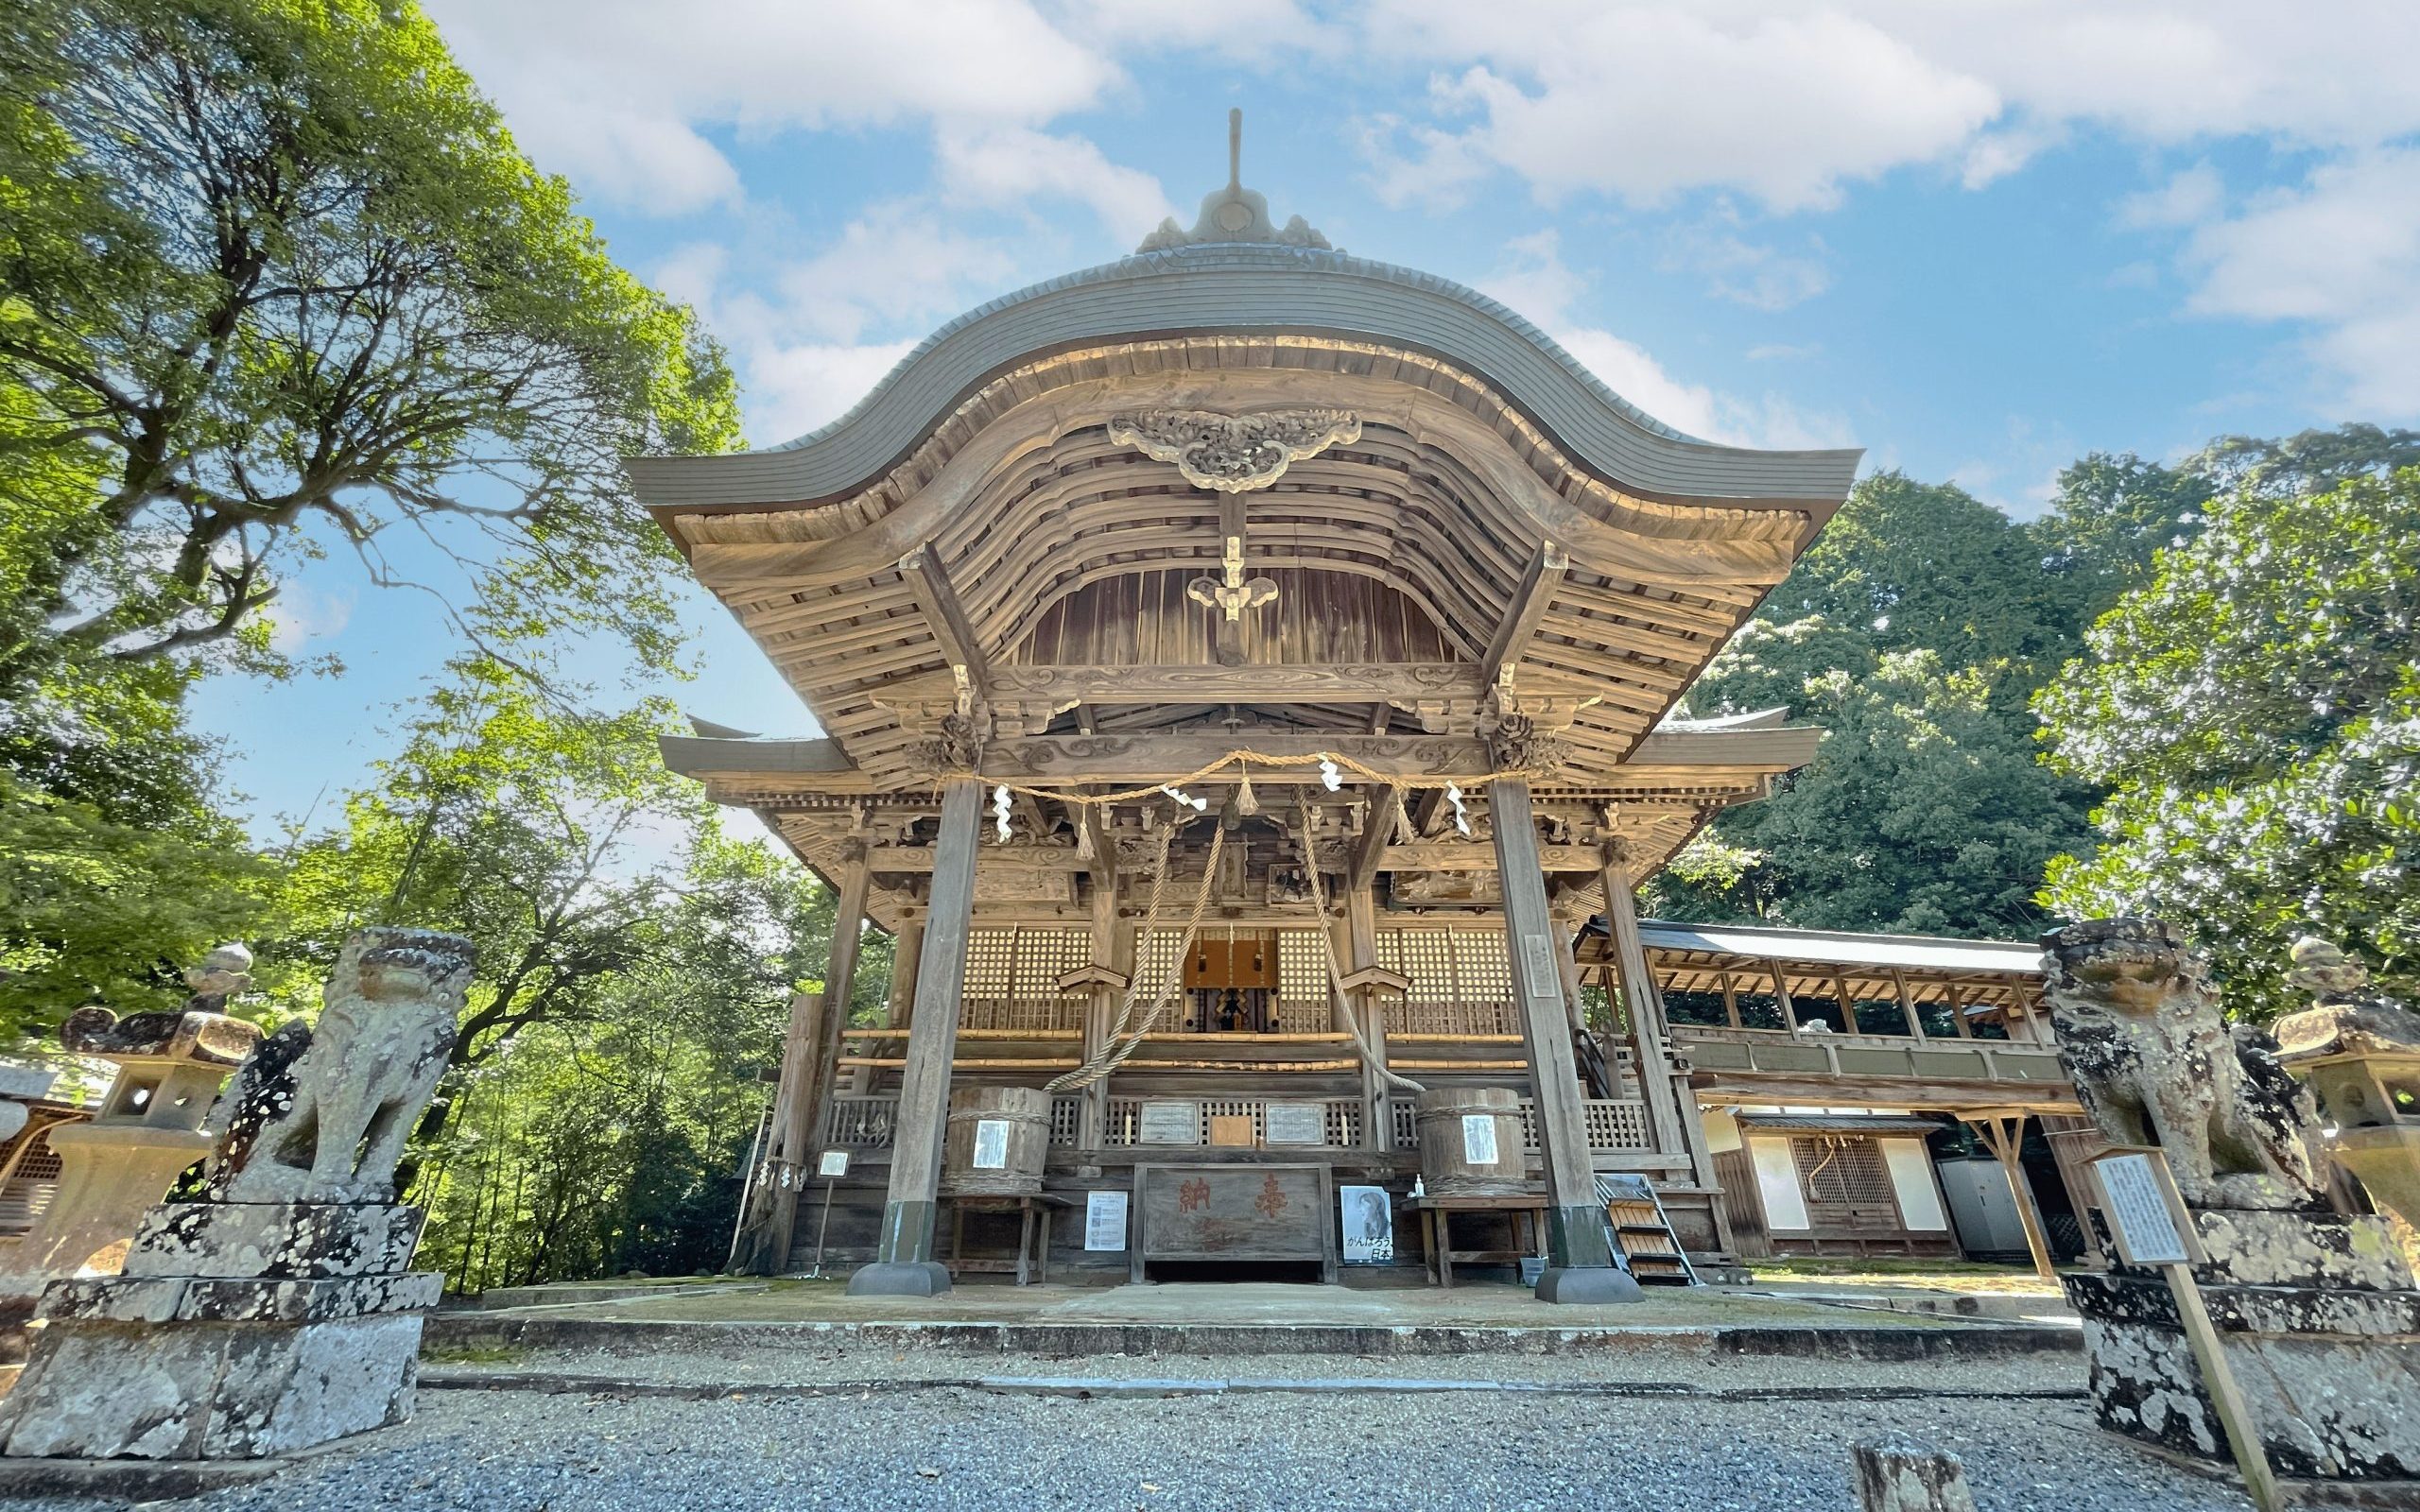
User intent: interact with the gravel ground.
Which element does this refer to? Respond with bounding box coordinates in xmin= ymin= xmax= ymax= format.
xmin=0 ymin=1387 xmax=2245 ymax=1512
xmin=423 ymin=1337 xmax=2092 ymax=1394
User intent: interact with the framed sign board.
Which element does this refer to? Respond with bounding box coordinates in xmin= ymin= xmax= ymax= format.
xmin=1264 ymin=1102 xmax=1327 ymax=1146
xmin=1130 ymin=1163 xmax=1336 ymax=1283
xmin=1137 ymin=1101 xmax=1201 ymax=1145
xmin=2088 ymin=1147 xmax=2204 ymax=1266
xmin=971 ymin=1119 xmax=1011 ymax=1170
xmin=817 ymin=1150 xmax=850 ymax=1178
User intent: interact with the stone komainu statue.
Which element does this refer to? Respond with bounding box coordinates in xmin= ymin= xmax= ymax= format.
xmin=2040 ymin=918 xmax=2327 ymax=1211
xmin=208 ymin=927 xmax=474 ymax=1205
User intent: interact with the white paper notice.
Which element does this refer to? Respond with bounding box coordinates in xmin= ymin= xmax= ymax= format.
xmin=1084 ymin=1190 xmax=1129 ymax=1251
xmin=971 ymin=1118 xmax=1010 ymax=1171
xmin=1461 ymin=1112 xmax=1500 ymax=1166
xmin=2097 ymin=1153 xmax=2191 ymax=1264
xmin=817 ymin=1149 xmax=849 ymax=1178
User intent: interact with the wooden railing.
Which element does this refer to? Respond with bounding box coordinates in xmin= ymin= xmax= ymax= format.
xmin=959 ymin=997 xmax=1086 ymax=1032
xmin=825 ymin=1090 xmax=1655 ymax=1155
xmin=1383 ymin=999 xmax=1521 ymax=1037
xmin=1102 ymin=1096 xmax=1363 ymax=1148
xmin=1670 ymin=1025 xmax=2069 ymax=1086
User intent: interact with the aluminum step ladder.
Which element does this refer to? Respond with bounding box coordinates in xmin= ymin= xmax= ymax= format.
xmin=1596 ymin=1173 xmax=1700 ymax=1285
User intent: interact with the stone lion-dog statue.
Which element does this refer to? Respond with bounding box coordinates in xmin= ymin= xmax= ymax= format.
xmin=2040 ymin=918 xmax=2325 ymax=1211
xmin=210 ymin=927 xmax=474 ymax=1205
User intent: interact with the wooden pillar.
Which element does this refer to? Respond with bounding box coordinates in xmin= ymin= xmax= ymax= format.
xmin=1342 ymin=881 xmax=1392 ymax=1152
xmin=1079 ymin=878 xmax=1122 ymax=1150
xmin=1721 ymin=973 xmax=1741 ymax=1030
xmin=1770 ymin=960 xmax=1800 ymax=1032
xmin=1945 ymin=984 xmax=1973 ymax=1039
xmin=1891 ymin=967 xmax=1924 ymax=1040
xmin=1490 ymin=779 xmax=1638 ymax=1302
xmin=801 ymin=842 xmax=872 ymax=1143
xmin=1599 ymin=846 xmax=1685 ymax=1160
xmin=849 ymin=777 xmax=980 ymax=1297
xmin=1966 ymin=1113 xmax=2056 ymax=1281
xmin=736 ymin=988 xmax=824 ymax=1273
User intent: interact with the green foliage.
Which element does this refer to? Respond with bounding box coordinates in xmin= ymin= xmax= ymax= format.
xmin=0 ymin=0 xmax=739 ymax=681
xmin=1658 ymin=651 xmax=2096 ymax=936
xmin=2038 ymin=468 xmax=2420 ymax=1017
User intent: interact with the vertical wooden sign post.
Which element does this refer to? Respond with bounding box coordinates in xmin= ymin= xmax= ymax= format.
xmin=2085 ymin=1146 xmax=2281 ymax=1512
xmin=808 ymin=1149 xmax=850 ymax=1280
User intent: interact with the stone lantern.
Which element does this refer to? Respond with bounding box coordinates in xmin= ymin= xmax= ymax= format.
xmin=1 ymin=947 xmax=261 ymax=1285
xmin=2273 ymin=936 xmax=2420 ymax=1239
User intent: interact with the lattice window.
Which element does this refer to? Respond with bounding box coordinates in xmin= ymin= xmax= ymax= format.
xmin=1451 ymin=928 xmax=1512 ymax=1001
xmin=1276 ymin=929 xmax=1328 ymax=1016
xmin=1132 ymin=925 xmax=1184 ymax=1000
xmin=1791 ymin=1136 xmax=1899 ymax=1222
xmin=962 ymin=929 xmax=1016 ymax=999
xmin=1010 ymin=928 xmax=1086 ymax=997
xmin=1047 ymin=1096 xmax=1082 ymax=1146
xmin=1378 ymin=930 xmax=1457 ymax=999
xmin=1322 ymin=1101 xmax=1361 ymax=1148
xmin=1390 ymin=1100 xmax=1418 ymax=1151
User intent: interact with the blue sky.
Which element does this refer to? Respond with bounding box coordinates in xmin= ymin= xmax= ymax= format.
xmin=193 ymin=0 xmax=2420 ymax=837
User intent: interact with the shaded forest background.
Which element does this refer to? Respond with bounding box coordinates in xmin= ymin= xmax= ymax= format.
xmin=4 ymin=0 xmax=2414 ymax=1291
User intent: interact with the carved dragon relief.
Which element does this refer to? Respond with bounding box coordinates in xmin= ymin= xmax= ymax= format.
xmin=1106 ymin=408 xmax=1360 ymax=493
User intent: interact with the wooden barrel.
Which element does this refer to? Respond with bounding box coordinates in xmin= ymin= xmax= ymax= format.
xmin=1414 ymin=1086 xmax=1530 ymax=1197
xmin=939 ymin=1085 xmax=1052 ymax=1196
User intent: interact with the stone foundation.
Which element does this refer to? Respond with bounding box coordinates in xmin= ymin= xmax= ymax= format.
xmin=0 ymin=1202 xmax=436 ymax=1462
xmin=2062 ymin=1209 xmax=2420 ymax=1483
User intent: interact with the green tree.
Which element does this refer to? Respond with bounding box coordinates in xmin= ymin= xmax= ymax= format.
xmin=2031 ymin=452 xmax=2212 ymax=633
xmin=1754 ymin=472 xmax=2074 ymax=687
xmin=0 ymin=0 xmax=738 ymax=687
xmin=1657 ymin=650 xmax=2096 ymax=936
xmin=2038 ymin=468 xmax=2420 ymax=1017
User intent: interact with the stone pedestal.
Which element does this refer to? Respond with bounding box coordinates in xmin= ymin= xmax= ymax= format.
xmin=2061 ymin=1208 xmax=2420 ymax=1482
xmin=0 ymin=1202 xmax=437 ymax=1461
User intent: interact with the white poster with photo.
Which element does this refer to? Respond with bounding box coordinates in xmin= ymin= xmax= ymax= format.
xmin=1340 ymin=1185 xmax=1394 ymax=1263
xmin=971 ymin=1118 xmax=1011 ymax=1170
xmin=1084 ymin=1190 xmax=1129 ymax=1251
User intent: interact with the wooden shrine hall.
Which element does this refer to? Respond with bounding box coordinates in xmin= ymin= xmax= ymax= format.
xmin=634 ymin=117 xmax=2072 ymax=1299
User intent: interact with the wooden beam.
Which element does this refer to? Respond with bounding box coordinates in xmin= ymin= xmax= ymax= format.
xmin=985 ymin=732 xmax=1495 ymax=783
xmin=863 ymin=844 xmax=1085 ymax=873
xmin=1348 ymin=785 xmax=1405 ymax=894
xmin=901 ymin=662 xmax=1487 ymax=706
xmin=898 ymin=547 xmax=990 ymax=689
xmin=1380 ymin=840 xmax=1601 ymax=873
xmin=1480 ymin=541 xmax=1569 ymax=690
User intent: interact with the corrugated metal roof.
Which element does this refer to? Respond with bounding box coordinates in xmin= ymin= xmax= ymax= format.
xmin=1637 ymin=919 xmax=2042 ymax=977
xmin=629 ymin=243 xmax=1861 ymax=510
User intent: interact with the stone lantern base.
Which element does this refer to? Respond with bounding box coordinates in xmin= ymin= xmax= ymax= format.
xmin=2062 ymin=1209 xmax=2420 ymax=1484
xmin=0 ymin=1201 xmax=437 ymax=1461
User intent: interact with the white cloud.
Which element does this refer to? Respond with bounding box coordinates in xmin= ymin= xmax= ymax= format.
xmin=1359 ymin=4 xmax=2001 ymax=213
xmin=1054 ymin=0 xmax=1342 ymax=63
xmin=2118 ymin=163 xmax=2224 ymax=230
xmin=1662 ymin=220 xmax=1830 ymax=311
xmin=264 ymin=581 xmax=355 ymax=654
xmin=1355 ymin=3 xmax=2420 ymax=214
xmin=744 ymin=339 xmax=922 ymax=448
xmin=934 ymin=127 xmax=1175 ymax=240
xmin=1479 ymin=232 xmax=1850 ymax=449
xmin=423 ymin=0 xmax=1122 ymax=212
xmin=776 ymin=204 xmax=1022 ymax=345
xmin=2180 ymin=148 xmax=2420 ymax=414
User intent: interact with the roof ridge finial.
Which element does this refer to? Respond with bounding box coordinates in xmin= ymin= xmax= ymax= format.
xmin=1134 ymin=112 xmax=1334 ymax=256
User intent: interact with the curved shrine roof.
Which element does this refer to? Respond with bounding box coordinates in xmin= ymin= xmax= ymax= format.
xmin=630 ymin=241 xmax=1860 ymax=513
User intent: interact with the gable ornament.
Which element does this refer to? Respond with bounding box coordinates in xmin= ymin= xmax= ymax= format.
xmin=1107 ymin=408 xmax=1360 ymax=493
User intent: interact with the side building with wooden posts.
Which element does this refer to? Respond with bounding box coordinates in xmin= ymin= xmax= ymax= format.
xmin=636 ymin=122 xmax=2089 ymax=1294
